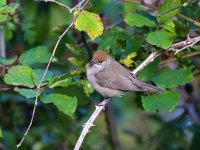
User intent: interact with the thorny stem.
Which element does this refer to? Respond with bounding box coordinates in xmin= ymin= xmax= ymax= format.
xmin=74 ymin=98 xmax=111 ymax=150
xmin=17 ymin=0 xmax=89 ymax=148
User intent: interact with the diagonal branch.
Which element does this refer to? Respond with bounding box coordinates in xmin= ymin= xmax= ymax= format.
xmin=74 ymin=98 xmax=111 ymax=150
xmin=17 ymin=0 xmax=90 ymax=148
xmin=132 ymin=35 xmax=200 ymax=75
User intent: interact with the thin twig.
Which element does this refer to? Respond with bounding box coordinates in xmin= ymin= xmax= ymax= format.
xmin=160 ymin=50 xmax=200 ymax=65
xmin=0 ymin=29 xmax=6 ymax=57
xmin=17 ymin=0 xmax=89 ymax=148
xmin=74 ymin=98 xmax=111 ymax=150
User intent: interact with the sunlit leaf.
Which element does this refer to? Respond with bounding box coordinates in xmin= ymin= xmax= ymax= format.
xmin=146 ymin=30 xmax=173 ymax=49
xmin=49 ymin=74 xmax=72 ymax=88
xmin=4 ymin=65 xmax=34 ymax=88
xmin=124 ymin=12 xmax=156 ymax=27
xmin=142 ymin=91 xmax=180 ymax=112
xmin=41 ymin=94 xmax=77 ymax=118
xmin=151 ymin=68 xmax=194 ymax=89
xmin=19 ymin=46 xmax=51 ymax=65
xmin=0 ymin=0 xmax=6 ymax=6
xmin=162 ymin=21 xmax=176 ymax=35
xmin=0 ymin=56 xmax=17 ymax=65
xmin=82 ymin=80 xmax=94 ymax=97
xmin=120 ymin=52 xmax=137 ymax=67
xmin=74 ymin=10 xmax=104 ymax=40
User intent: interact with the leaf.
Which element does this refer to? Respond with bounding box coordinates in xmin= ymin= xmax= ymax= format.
xmin=120 ymin=52 xmax=137 ymax=67
xmin=146 ymin=30 xmax=173 ymax=49
xmin=0 ymin=56 xmax=17 ymax=65
xmin=124 ymin=12 xmax=156 ymax=27
xmin=74 ymin=10 xmax=104 ymax=40
xmin=14 ymin=87 xmax=39 ymax=99
xmin=82 ymin=80 xmax=94 ymax=97
xmin=22 ymin=22 xmax=36 ymax=45
xmin=4 ymin=65 xmax=35 ymax=88
xmin=0 ymin=127 xmax=2 ymax=138
xmin=49 ymin=74 xmax=72 ymax=88
xmin=158 ymin=0 xmax=181 ymax=22
xmin=0 ymin=0 xmax=6 ymax=6
xmin=138 ymin=58 xmax=160 ymax=82
xmin=151 ymin=68 xmax=194 ymax=89
xmin=19 ymin=46 xmax=51 ymax=65
xmin=142 ymin=91 xmax=180 ymax=112
xmin=65 ymin=43 xmax=87 ymax=68
xmin=0 ymin=15 xmax=6 ymax=24
xmin=32 ymin=69 xmax=54 ymax=86
xmin=162 ymin=21 xmax=176 ymax=35
xmin=41 ymin=94 xmax=77 ymax=118
xmin=3 ymin=22 xmax=16 ymax=40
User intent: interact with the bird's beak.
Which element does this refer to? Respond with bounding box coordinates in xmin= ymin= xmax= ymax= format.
xmin=89 ymin=60 xmax=96 ymax=67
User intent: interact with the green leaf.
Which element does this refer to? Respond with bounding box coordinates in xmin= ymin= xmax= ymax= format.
xmin=151 ymin=68 xmax=194 ymax=89
xmin=162 ymin=21 xmax=176 ymax=35
xmin=14 ymin=87 xmax=39 ymax=99
xmin=124 ymin=12 xmax=156 ymax=27
xmin=41 ymin=94 xmax=77 ymax=118
xmin=32 ymin=69 xmax=54 ymax=86
xmin=3 ymin=22 xmax=16 ymax=40
xmin=142 ymin=91 xmax=180 ymax=112
xmin=138 ymin=58 xmax=160 ymax=82
xmin=0 ymin=0 xmax=6 ymax=6
xmin=0 ymin=15 xmax=6 ymax=24
xmin=22 ymin=22 xmax=36 ymax=45
xmin=0 ymin=127 xmax=2 ymax=138
xmin=82 ymin=80 xmax=94 ymax=97
xmin=4 ymin=65 xmax=35 ymax=88
xmin=65 ymin=43 xmax=87 ymax=68
xmin=49 ymin=74 xmax=72 ymax=88
xmin=158 ymin=0 xmax=181 ymax=22
xmin=0 ymin=56 xmax=17 ymax=65
xmin=74 ymin=10 xmax=104 ymax=40
xmin=146 ymin=30 xmax=173 ymax=49
xmin=19 ymin=46 xmax=51 ymax=65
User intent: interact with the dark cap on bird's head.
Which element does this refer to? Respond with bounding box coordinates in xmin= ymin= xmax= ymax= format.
xmin=89 ymin=50 xmax=108 ymax=67
xmin=92 ymin=50 xmax=108 ymax=63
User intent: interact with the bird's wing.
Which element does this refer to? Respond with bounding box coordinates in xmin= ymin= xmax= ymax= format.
xmin=95 ymin=61 xmax=135 ymax=91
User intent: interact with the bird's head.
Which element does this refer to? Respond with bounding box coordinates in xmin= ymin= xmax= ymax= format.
xmin=88 ymin=50 xmax=110 ymax=73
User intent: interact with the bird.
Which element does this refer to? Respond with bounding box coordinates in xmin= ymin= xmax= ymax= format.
xmin=86 ymin=50 xmax=164 ymax=98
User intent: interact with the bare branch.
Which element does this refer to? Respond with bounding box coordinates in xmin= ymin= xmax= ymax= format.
xmin=17 ymin=0 xmax=90 ymax=148
xmin=74 ymin=98 xmax=111 ymax=150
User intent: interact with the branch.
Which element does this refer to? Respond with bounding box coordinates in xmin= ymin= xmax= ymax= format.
xmin=160 ymin=50 xmax=200 ymax=65
xmin=74 ymin=98 xmax=111 ymax=150
xmin=132 ymin=35 xmax=200 ymax=75
xmin=17 ymin=0 xmax=90 ymax=148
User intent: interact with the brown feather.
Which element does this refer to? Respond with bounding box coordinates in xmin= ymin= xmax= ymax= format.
xmin=92 ymin=50 xmax=108 ymax=63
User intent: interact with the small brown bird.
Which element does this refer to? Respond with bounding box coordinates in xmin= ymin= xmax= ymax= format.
xmin=86 ymin=50 xmax=164 ymax=98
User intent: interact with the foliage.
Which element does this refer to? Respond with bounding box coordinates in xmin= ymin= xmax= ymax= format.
xmin=0 ymin=0 xmax=200 ymax=149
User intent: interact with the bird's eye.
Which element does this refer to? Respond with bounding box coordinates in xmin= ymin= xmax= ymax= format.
xmin=99 ymin=61 xmax=103 ymax=64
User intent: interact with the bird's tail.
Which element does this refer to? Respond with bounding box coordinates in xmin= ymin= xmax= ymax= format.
xmin=141 ymin=82 xmax=165 ymax=93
